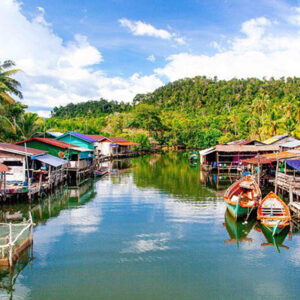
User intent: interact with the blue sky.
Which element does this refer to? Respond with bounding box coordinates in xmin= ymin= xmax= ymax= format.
xmin=1 ymin=0 xmax=300 ymax=116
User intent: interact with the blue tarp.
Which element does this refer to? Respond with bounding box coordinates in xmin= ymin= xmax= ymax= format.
xmin=32 ymin=154 xmax=67 ymax=167
xmin=286 ymin=159 xmax=300 ymax=171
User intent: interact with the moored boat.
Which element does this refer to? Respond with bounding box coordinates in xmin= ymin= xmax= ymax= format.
xmin=257 ymin=192 xmax=291 ymax=236
xmin=94 ymin=167 xmax=109 ymax=178
xmin=223 ymin=176 xmax=261 ymax=220
xmin=189 ymin=151 xmax=198 ymax=161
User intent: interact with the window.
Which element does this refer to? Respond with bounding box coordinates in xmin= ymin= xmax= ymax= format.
xmin=2 ymin=160 xmax=23 ymax=166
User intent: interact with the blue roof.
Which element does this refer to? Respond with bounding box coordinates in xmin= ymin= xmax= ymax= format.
xmin=31 ymin=154 xmax=67 ymax=167
xmin=70 ymin=132 xmax=97 ymax=143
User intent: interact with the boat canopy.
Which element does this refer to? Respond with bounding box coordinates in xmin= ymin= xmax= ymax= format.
xmin=32 ymin=154 xmax=67 ymax=167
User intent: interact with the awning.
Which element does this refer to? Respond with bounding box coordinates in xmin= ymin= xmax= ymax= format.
xmin=32 ymin=154 xmax=67 ymax=167
xmin=199 ymin=147 xmax=215 ymax=156
xmin=286 ymin=159 xmax=300 ymax=171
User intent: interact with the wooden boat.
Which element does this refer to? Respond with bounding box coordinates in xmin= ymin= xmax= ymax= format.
xmin=223 ymin=176 xmax=261 ymax=220
xmin=93 ymin=167 xmax=108 ymax=178
xmin=189 ymin=151 xmax=198 ymax=161
xmin=257 ymin=192 xmax=291 ymax=236
xmin=223 ymin=209 xmax=256 ymax=247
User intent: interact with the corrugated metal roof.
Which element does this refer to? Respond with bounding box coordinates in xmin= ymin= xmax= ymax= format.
xmin=0 ymin=143 xmax=46 ymax=156
xmin=261 ymin=150 xmax=300 ymax=159
xmin=215 ymin=144 xmax=279 ymax=152
xmin=32 ymin=154 xmax=67 ymax=167
xmin=279 ymin=140 xmax=300 ymax=148
xmin=263 ymin=134 xmax=289 ymax=145
xmin=199 ymin=147 xmax=216 ymax=156
xmin=242 ymin=150 xmax=300 ymax=164
xmin=70 ymin=132 xmax=97 ymax=143
xmin=16 ymin=138 xmax=79 ymax=149
xmin=85 ymin=134 xmax=106 ymax=141
xmin=0 ymin=163 xmax=9 ymax=172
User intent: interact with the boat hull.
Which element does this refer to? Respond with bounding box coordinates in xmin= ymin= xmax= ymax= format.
xmin=227 ymin=203 xmax=250 ymax=220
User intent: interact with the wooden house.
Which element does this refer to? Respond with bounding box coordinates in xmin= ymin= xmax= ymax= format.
xmin=200 ymin=144 xmax=279 ymax=172
xmin=95 ymin=137 xmax=139 ymax=157
xmin=0 ymin=143 xmax=67 ymax=199
xmin=16 ymin=138 xmax=93 ymax=181
xmin=56 ymin=132 xmax=96 ymax=151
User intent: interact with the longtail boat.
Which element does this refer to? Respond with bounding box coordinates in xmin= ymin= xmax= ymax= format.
xmin=257 ymin=192 xmax=291 ymax=236
xmin=223 ymin=176 xmax=261 ymax=220
xmin=223 ymin=209 xmax=256 ymax=247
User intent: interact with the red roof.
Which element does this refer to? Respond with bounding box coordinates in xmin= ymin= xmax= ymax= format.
xmin=85 ymin=135 xmax=106 ymax=141
xmin=16 ymin=138 xmax=79 ymax=149
xmin=99 ymin=137 xmax=139 ymax=146
xmin=0 ymin=163 xmax=9 ymax=172
xmin=0 ymin=143 xmax=46 ymax=156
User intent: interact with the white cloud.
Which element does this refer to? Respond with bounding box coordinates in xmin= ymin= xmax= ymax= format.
xmin=155 ymin=15 xmax=300 ymax=81
xmin=0 ymin=0 xmax=163 ymax=115
xmin=147 ymin=54 xmax=156 ymax=62
xmin=119 ymin=18 xmax=185 ymax=44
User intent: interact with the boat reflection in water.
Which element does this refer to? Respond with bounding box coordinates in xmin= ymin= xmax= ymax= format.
xmin=260 ymin=224 xmax=290 ymax=253
xmin=223 ymin=209 xmax=256 ymax=247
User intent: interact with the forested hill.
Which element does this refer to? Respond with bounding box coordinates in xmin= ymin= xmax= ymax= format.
xmin=46 ymin=76 xmax=299 ymax=148
xmin=51 ymin=99 xmax=131 ymax=118
xmin=133 ymin=76 xmax=300 ymax=114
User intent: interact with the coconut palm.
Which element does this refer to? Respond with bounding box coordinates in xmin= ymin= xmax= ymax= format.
xmin=18 ymin=113 xmax=41 ymax=139
xmin=0 ymin=60 xmax=23 ymax=104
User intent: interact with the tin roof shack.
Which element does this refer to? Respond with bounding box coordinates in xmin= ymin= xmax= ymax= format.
xmin=200 ymin=144 xmax=279 ymax=173
xmin=0 ymin=143 xmax=66 ymax=199
xmin=16 ymin=138 xmax=93 ymax=182
xmin=242 ymin=150 xmax=300 ymax=189
xmin=96 ymin=137 xmax=139 ymax=157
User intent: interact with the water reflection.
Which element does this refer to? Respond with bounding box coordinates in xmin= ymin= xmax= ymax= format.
xmin=224 ymin=210 xmax=256 ymax=247
xmin=260 ymin=224 xmax=290 ymax=253
xmin=0 ymin=246 xmax=33 ymax=299
xmin=0 ymin=152 xmax=300 ymax=299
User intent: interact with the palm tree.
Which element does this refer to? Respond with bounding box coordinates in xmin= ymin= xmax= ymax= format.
xmin=18 ymin=113 xmax=41 ymax=139
xmin=0 ymin=60 xmax=23 ymax=104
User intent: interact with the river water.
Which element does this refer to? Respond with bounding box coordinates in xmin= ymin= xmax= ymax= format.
xmin=1 ymin=152 xmax=300 ymax=299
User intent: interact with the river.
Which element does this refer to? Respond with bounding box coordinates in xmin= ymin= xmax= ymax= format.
xmin=0 ymin=152 xmax=300 ymax=299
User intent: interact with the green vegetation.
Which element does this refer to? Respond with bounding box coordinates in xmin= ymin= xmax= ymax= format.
xmin=1 ymin=60 xmax=299 ymax=148
xmin=48 ymin=76 xmax=299 ymax=148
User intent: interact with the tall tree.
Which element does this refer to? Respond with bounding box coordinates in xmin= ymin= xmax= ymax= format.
xmin=0 ymin=60 xmax=23 ymax=104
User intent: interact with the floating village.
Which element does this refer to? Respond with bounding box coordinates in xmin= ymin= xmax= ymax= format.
xmin=0 ymin=132 xmax=299 ymax=270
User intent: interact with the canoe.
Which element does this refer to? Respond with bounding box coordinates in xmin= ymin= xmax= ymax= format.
xmin=257 ymin=192 xmax=291 ymax=236
xmin=94 ymin=167 xmax=108 ymax=177
xmin=223 ymin=176 xmax=261 ymax=220
xmin=224 ymin=209 xmax=256 ymax=247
